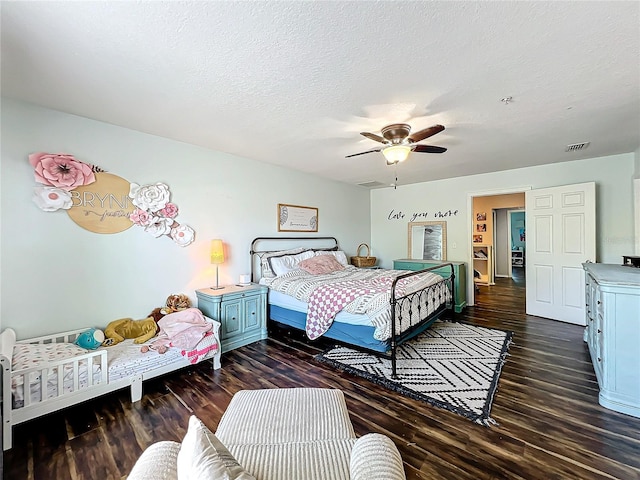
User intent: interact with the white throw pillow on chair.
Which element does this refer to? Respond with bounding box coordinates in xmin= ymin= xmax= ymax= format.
xmin=177 ymin=416 xmax=256 ymax=480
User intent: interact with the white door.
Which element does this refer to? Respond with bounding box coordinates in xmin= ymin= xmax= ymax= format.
xmin=525 ymin=182 xmax=596 ymax=324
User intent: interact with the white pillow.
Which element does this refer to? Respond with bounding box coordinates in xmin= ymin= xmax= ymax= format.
xmin=314 ymin=250 xmax=349 ymax=266
xmin=259 ymin=248 xmax=304 ymax=279
xmin=177 ymin=416 xmax=256 ymax=480
xmin=268 ymin=250 xmax=315 ymax=276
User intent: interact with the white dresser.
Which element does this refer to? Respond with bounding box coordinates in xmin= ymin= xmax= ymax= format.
xmin=583 ymin=263 xmax=640 ymax=418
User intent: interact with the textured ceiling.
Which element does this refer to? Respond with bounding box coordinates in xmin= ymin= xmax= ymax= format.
xmin=2 ymin=1 xmax=639 ymax=188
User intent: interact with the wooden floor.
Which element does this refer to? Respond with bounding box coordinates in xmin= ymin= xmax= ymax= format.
xmin=3 ymin=271 xmax=640 ymax=479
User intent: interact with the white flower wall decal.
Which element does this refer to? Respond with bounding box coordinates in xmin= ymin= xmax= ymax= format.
xmin=128 ymin=182 xmax=196 ymax=247
xmin=129 ymin=182 xmax=172 ymax=213
xmin=171 ymin=224 xmax=196 ymax=247
xmin=32 ymin=186 xmax=73 ymax=211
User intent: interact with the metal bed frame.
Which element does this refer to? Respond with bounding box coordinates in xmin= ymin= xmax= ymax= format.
xmin=250 ymin=236 xmax=455 ymax=377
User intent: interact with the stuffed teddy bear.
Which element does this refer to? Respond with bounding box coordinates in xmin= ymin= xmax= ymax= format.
xmin=75 ymin=328 xmax=105 ymax=350
xmin=148 ymin=293 xmax=191 ymax=323
xmin=102 ymin=317 xmax=159 ymax=346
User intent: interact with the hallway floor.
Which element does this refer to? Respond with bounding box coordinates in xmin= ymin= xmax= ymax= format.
xmin=474 ymin=266 xmax=525 ymax=314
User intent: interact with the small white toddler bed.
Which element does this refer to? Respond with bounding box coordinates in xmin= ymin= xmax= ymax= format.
xmin=0 ymin=317 xmax=221 ymax=450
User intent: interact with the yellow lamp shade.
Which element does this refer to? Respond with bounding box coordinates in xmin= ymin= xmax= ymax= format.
xmin=210 ymin=239 xmax=225 ymax=264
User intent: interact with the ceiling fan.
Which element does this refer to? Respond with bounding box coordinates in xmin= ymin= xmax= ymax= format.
xmin=346 ymin=123 xmax=446 ymax=165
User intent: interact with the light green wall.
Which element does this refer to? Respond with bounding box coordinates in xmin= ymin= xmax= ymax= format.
xmin=371 ymin=153 xmax=635 ymax=270
xmin=1 ymin=99 xmax=371 ymax=338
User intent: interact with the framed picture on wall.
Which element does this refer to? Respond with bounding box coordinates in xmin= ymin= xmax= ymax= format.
xmin=278 ymin=203 xmax=318 ymax=232
xmin=476 ymin=212 xmax=486 ymax=221
xmin=476 ymin=223 xmax=486 ymax=232
xmin=473 ymin=234 xmax=483 ymax=243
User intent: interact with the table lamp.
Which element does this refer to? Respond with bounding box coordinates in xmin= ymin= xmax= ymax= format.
xmin=210 ymin=239 xmax=225 ymax=290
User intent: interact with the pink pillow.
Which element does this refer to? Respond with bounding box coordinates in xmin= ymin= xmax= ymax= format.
xmin=298 ymin=254 xmax=345 ymax=275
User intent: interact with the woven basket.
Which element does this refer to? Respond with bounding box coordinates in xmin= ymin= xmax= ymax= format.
xmin=350 ymin=243 xmax=377 ymax=267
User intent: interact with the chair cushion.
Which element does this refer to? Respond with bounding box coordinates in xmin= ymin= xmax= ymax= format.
xmin=215 ymin=388 xmax=356 ymax=445
xmin=227 ymin=439 xmax=356 ymax=480
xmin=177 ymin=416 xmax=256 ymax=480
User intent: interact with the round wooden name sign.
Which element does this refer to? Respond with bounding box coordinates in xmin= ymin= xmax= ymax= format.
xmin=67 ymin=173 xmax=135 ymax=234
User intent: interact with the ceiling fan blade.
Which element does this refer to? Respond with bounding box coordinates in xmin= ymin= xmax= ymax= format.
xmin=345 ymin=148 xmax=382 ymax=158
xmin=407 ymin=124 xmax=445 ymax=143
xmin=412 ymin=144 xmax=447 ymax=154
xmin=360 ymin=132 xmax=387 ymax=144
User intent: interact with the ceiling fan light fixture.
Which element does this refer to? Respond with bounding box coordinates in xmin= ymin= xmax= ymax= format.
xmin=382 ymin=145 xmax=411 ymax=165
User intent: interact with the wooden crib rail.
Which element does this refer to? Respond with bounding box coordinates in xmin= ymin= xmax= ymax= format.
xmin=18 ymin=327 xmax=92 ymax=346
xmin=12 ymin=349 xmax=108 ymax=409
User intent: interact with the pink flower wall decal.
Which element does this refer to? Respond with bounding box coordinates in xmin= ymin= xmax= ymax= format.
xmin=159 ymin=202 xmax=179 ymax=218
xmin=29 ymin=152 xmax=96 ymax=191
xmin=129 ymin=208 xmax=152 ymax=226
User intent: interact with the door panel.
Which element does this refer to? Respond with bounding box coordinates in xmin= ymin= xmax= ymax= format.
xmin=562 ymin=214 xmax=584 ymax=253
xmin=562 ymin=267 xmax=584 ymax=308
xmin=534 ymin=265 xmax=553 ymax=303
xmin=534 ymin=216 xmax=552 ymax=252
xmin=534 ymin=194 xmax=553 ymax=209
xmin=526 ymin=182 xmax=596 ymax=324
xmin=562 ymin=191 xmax=585 ymax=206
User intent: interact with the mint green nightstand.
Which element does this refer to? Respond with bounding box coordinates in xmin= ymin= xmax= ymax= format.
xmin=196 ymin=284 xmax=268 ymax=353
xmin=393 ymin=259 xmax=467 ymax=313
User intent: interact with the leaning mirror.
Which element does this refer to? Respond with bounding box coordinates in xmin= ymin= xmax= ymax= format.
xmin=408 ymin=221 xmax=447 ymax=260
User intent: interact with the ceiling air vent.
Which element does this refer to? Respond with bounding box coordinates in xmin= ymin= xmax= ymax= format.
xmin=357 ymin=181 xmax=386 ymax=188
xmin=565 ymin=142 xmax=590 ymax=152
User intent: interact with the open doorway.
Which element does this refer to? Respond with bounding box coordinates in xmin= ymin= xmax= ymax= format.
xmin=469 ymin=190 xmax=526 ymax=308
xmin=507 ymin=209 xmax=525 ymax=277
xmin=494 ymin=208 xmax=525 ymax=279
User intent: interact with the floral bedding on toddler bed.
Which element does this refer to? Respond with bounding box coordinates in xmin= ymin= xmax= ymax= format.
xmin=11 ymin=335 xmax=219 ymax=409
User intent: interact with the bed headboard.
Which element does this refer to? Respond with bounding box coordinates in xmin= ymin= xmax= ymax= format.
xmin=250 ymin=236 xmax=339 ymax=282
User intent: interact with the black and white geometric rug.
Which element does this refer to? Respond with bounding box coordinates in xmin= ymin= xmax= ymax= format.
xmin=315 ymin=321 xmax=513 ymax=425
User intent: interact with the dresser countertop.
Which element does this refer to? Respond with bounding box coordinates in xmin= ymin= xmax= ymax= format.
xmin=583 ymin=263 xmax=640 ymax=286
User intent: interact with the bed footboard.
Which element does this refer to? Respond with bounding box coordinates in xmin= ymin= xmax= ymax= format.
xmin=389 ymin=263 xmax=455 ymax=377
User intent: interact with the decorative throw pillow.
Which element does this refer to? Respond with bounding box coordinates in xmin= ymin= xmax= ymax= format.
xmin=314 ymin=250 xmax=349 ymax=266
xmin=177 ymin=416 xmax=256 ymax=480
xmin=298 ymin=254 xmax=345 ymax=275
xmin=268 ymin=250 xmax=315 ymax=276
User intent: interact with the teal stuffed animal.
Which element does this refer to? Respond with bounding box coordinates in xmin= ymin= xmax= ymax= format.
xmin=75 ymin=328 xmax=105 ymax=350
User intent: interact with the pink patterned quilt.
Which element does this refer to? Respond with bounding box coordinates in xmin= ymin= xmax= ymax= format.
xmin=267 ymin=266 xmax=448 ymax=341
xmin=306 ymin=277 xmax=402 ymax=339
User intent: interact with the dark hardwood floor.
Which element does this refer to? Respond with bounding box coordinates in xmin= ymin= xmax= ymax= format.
xmin=4 ymin=269 xmax=640 ymax=479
